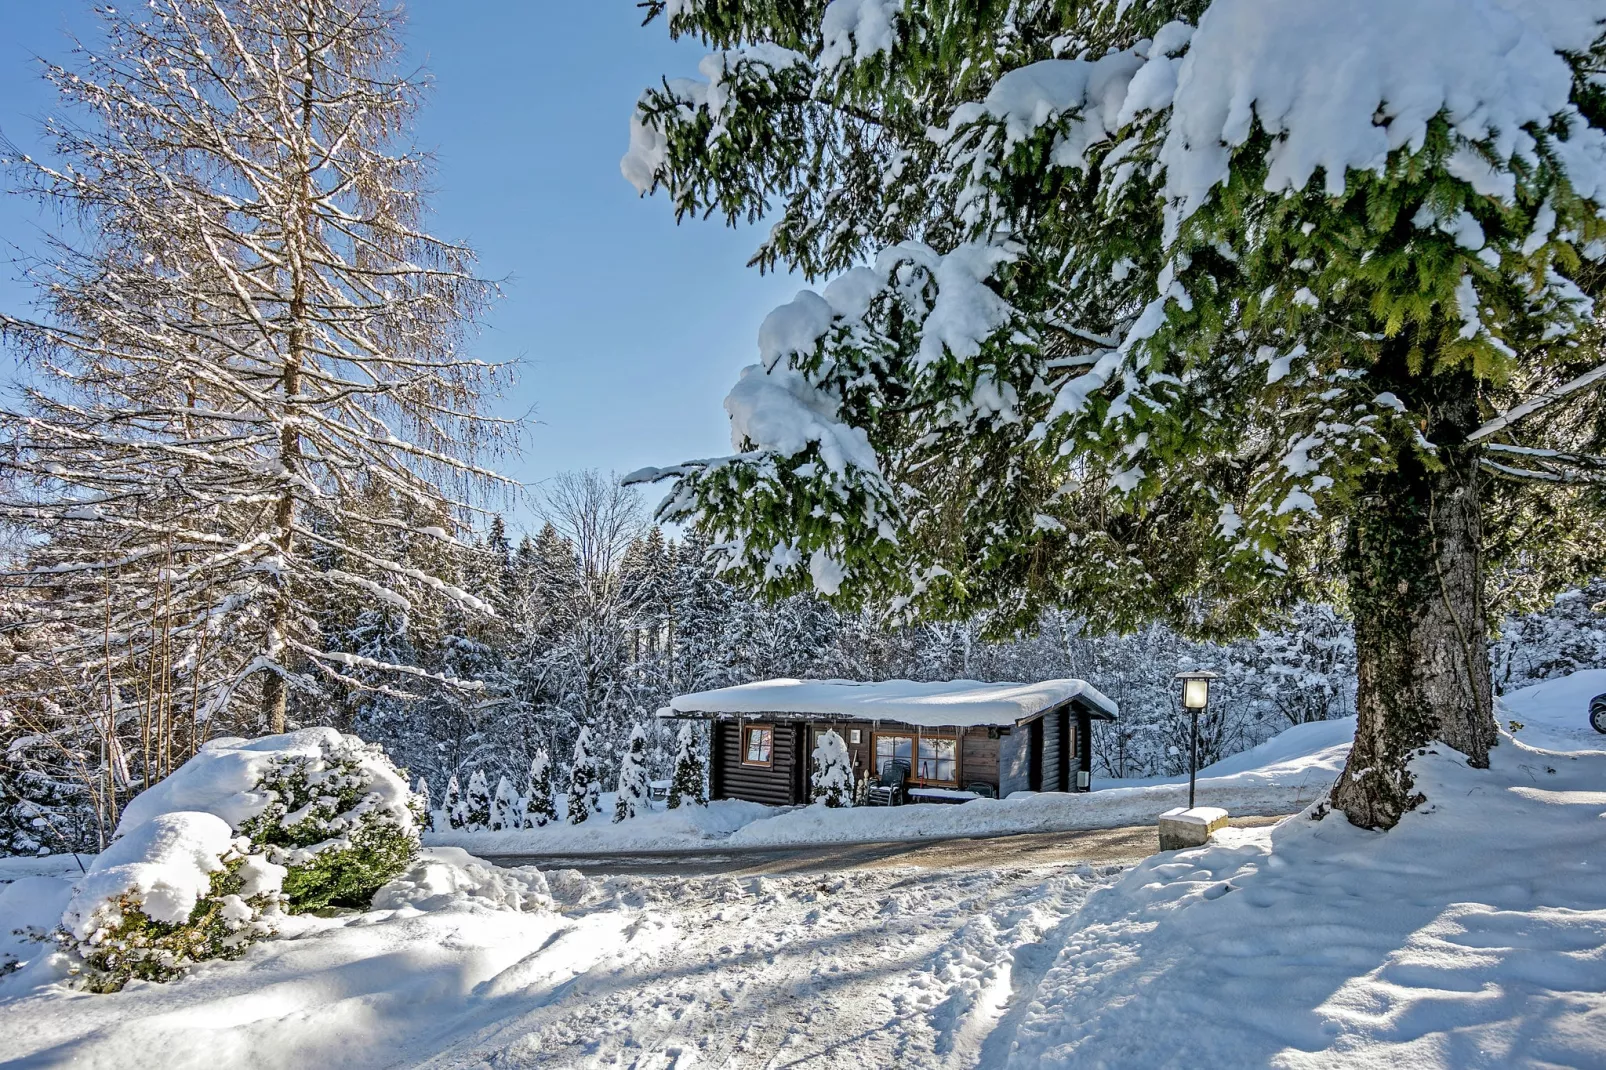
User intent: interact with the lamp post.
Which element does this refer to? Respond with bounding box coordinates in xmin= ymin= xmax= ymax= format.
xmin=1175 ymin=670 xmax=1217 ymax=809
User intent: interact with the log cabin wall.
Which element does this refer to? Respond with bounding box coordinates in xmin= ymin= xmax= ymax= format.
xmin=1040 ymin=711 xmax=1064 ymax=792
xmin=713 ymin=720 xmax=806 ymax=805
xmin=706 ymin=707 xmax=1093 ymax=803
xmin=1076 ymin=708 xmax=1094 ymax=790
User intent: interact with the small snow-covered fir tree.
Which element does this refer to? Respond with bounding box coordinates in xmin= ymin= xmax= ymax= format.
xmin=566 ymin=729 xmax=603 ymax=825
xmin=465 ymin=770 xmax=493 ymax=832
xmin=613 ymin=725 xmax=651 ymax=823
xmin=444 ymin=774 xmax=468 ymax=831
xmin=810 ymin=730 xmax=855 ymax=808
xmin=667 ymin=721 xmax=706 ymax=809
xmin=490 ymin=775 xmax=519 ymax=832
xmin=416 ymin=777 xmax=434 ymax=833
xmin=522 ymin=749 xmax=558 ymax=828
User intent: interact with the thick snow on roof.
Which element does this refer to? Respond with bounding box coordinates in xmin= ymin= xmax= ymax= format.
xmin=668 ymin=678 xmax=1117 ymax=726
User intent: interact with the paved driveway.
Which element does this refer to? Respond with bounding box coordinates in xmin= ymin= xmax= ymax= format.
xmin=477 ymin=814 xmax=1287 ymax=877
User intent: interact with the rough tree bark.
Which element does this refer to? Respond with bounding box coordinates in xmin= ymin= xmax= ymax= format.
xmin=1330 ymin=360 xmax=1497 ymax=829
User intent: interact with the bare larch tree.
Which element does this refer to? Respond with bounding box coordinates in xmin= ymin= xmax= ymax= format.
xmin=0 ymin=0 xmax=512 ymax=811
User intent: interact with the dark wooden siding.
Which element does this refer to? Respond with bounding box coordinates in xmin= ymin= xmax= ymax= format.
xmin=960 ymin=728 xmax=999 ymax=791
xmin=1028 ymin=718 xmax=1044 ymax=791
xmin=712 ymin=721 xmax=805 ymax=806
xmin=1076 ymin=708 xmax=1094 ymax=791
xmin=807 ymin=721 xmax=876 ymax=788
xmin=1040 ymin=713 xmax=1064 ymax=792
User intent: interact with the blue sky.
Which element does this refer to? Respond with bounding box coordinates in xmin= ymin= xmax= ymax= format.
xmin=0 ymin=3 xmax=800 ymax=527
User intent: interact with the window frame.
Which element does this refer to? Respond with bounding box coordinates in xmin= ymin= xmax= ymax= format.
xmin=740 ymin=723 xmax=776 ymax=768
xmin=872 ymin=731 xmax=914 ymax=778
xmin=915 ymin=734 xmax=959 ymax=786
xmin=872 ymin=730 xmax=960 ymax=787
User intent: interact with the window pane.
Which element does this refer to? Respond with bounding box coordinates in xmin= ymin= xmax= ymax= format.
xmin=875 ymin=735 xmax=912 ymax=774
xmin=745 ymin=728 xmax=772 ymax=763
xmin=917 ymin=738 xmax=957 ymax=782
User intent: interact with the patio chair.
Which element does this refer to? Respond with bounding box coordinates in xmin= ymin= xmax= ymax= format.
xmin=865 ymin=760 xmax=910 ymax=806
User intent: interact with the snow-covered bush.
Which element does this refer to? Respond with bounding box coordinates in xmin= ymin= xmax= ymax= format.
xmin=118 ymin=729 xmax=422 ymax=915
xmin=490 ymin=776 xmax=518 ymax=832
xmin=614 ymin=725 xmax=650 ymax=823
xmin=522 ymin=750 xmax=557 ymax=828
xmin=464 ymin=770 xmax=492 ymax=831
xmin=667 ymin=721 xmax=705 ymax=809
xmin=444 ymin=774 xmax=467 ymax=830
xmin=59 ymin=812 xmax=283 ymax=992
xmin=810 ymin=729 xmax=854 ymax=808
xmin=567 ymin=729 xmax=603 ymax=825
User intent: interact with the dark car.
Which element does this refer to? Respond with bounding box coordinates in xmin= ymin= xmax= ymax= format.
xmin=1592 ymin=693 xmax=1606 ymax=734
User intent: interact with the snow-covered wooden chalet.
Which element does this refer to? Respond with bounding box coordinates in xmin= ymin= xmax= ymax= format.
xmin=662 ymin=678 xmax=1118 ymax=806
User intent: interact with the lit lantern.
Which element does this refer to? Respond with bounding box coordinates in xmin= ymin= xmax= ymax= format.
xmin=1174 ymin=670 xmax=1218 ymax=809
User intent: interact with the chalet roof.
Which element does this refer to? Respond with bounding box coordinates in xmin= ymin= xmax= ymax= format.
xmin=664 ymin=677 xmax=1118 ymax=727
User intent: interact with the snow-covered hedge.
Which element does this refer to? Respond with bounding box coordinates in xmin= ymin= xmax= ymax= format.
xmin=60 ymin=812 xmax=283 ymax=992
xmin=114 ymin=728 xmax=422 ymax=913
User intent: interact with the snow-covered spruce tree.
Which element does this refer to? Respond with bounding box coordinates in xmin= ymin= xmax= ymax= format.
xmin=566 ymin=728 xmax=603 ymax=825
xmin=490 ymin=775 xmax=519 ymax=832
xmin=667 ymin=720 xmax=706 ymax=809
xmin=464 ymin=770 xmax=493 ymax=832
xmin=613 ymin=724 xmax=651 ymax=823
xmin=233 ymin=732 xmax=421 ymax=913
xmin=522 ymin=749 xmax=558 ymax=828
xmin=626 ymin=0 xmax=1606 ymax=829
xmin=0 ymin=0 xmax=511 ymax=742
xmin=444 ymin=774 xmax=467 ymax=831
xmin=416 ymin=777 xmax=434 ymax=833
xmin=810 ymin=729 xmax=854 ymax=808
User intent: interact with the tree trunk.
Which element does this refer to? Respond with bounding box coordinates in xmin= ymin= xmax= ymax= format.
xmin=260 ymin=19 xmax=316 ymax=736
xmin=1330 ymin=368 xmax=1496 ymax=829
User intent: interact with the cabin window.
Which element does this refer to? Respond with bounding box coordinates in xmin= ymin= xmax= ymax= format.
xmin=917 ymin=737 xmax=958 ymax=784
xmin=849 ymin=729 xmax=862 ymax=744
xmin=742 ymin=725 xmax=775 ymax=767
xmin=874 ymin=733 xmax=913 ymax=775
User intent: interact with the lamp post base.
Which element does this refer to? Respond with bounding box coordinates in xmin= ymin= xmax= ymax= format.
xmin=1158 ymin=806 xmax=1230 ymax=851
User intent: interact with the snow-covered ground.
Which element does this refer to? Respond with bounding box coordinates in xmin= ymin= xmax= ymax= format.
xmin=2 ymin=678 xmax=1604 ymax=1068
xmin=429 ymin=717 xmax=1352 ymax=857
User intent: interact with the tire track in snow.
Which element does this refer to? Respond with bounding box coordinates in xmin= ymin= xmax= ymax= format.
xmin=409 ymin=865 xmax=1117 ymax=1069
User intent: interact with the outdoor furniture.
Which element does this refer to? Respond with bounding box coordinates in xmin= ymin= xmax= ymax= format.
xmin=965 ymin=782 xmax=997 ymax=799
xmin=908 ymin=787 xmax=982 ymax=805
xmin=647 ymin=779 xmax=670 ymax=802
xmin=865 ymin=760 xmax=910 ymax=806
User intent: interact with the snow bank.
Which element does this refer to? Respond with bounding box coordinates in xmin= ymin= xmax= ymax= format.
xmin=1005 ymin=727 xmax=1606 ymax=1067
xmin=372 ymin=847 xmax=551 ymax=914
xmin=430 ymin=718 xmax=1343 ymax=856
xmin=1499 ymin=668 xmax=1606 ymax=754
xmin=669 ymin=675 xmax=1118 ymax=725
xmin=116 ymin=728 xmax=416 ymax=841
xmin=428 ymin=797 xmax=773 ymax=855
xmin=0 ymin=875 xmax=72 ymax=982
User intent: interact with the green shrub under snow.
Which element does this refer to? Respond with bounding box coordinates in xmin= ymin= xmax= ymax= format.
xmin=59 ymin=811 xmax=284 ymax=992
xmin=237 ymin=743 xmax=423 ymax=913
xmin=56 ymin=730 xmax=422 ymax=990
